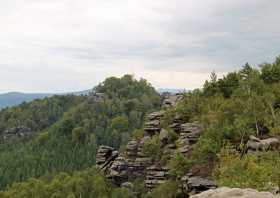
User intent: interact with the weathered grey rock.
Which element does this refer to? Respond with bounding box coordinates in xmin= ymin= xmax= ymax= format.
xmin=126 ymin=140 xmax=139 ymax=159
xmin=145 ymin=166 xmax=170 ymax=191
xmin=88 ymin=92 xmax=106 ymax=103
xmin=159 ymin=128 xmax=169 ymax=144
xmin=162 ymin=93 xmax=184 ymax=108
xmin=135 ymin=157 xmax=152 ymax=166
xmin=121 ymin=182 xmax=134 ymax=189
xmin=108 ymin=156 xmax=129 ymax=185
xmin=144 ymin=111 xmax=164 ymax=136
xmin=169 ymin=122 xmax=182 ymax=133
xmin=190 ymin=187 xmax=280 ymax=198
xmin=246 ymin=135 xmax=279 ymax=152
xmin=96 ymin=146 xmax=114 ymax=163
xmin=185 ymin=176 xmax=217 ymax=194
xmin=3 ymin=126 xmax=33 ymax=140
xmin=148 ymin=111 xmax=165 ymax=120
xmin=180 ymin=123 xmax=203 ymax=144
xmin=176 ymin=123 xmax=203 ymax=155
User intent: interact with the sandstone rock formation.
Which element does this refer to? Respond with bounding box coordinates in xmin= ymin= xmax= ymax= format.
xmin=96 ymin=145 xmax=118 ymax=170
xmin=182 ymin=175 xmax=217 ymax=195
xmin=162 ymin=93 xmax=184 ymax=108
xmin=88 ymin=92 xmax=105 ymax=103
xmin=96 ymin=93 xmax=213 ymax=196
xmin=144 ymin=111 xmax=164 ymax=136
xmin=145 ymin=165 xmax=170 ymax=191
xmin=177 ymin=123 xmax=203 ymax=155
xmin=189 ymin=187 xmax=280 ymax=198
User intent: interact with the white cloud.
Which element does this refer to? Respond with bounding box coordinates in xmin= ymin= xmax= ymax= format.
xmin=0 ymin=0 xmax=279 ymax=92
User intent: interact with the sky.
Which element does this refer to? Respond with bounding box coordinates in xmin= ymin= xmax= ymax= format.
xmin=0 ymin=0 xmax=280 ymax=93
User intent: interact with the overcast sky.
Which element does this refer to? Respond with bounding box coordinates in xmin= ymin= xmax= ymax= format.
xmin=0 ymin=0 xmax=280 ymax=93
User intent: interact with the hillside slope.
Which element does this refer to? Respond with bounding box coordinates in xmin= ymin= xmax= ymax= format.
xmin=0 ymin=75 xmax=161 ymax=190
xmin=0 ymin=90 xmax=91 ymax=109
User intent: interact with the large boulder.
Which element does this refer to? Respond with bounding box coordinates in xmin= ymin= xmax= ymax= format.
xmin=190 ymin=187 xmax=280 ymax=198
xmin=246 ymin=135 xmax=279 ymax=152
xmin=182 ymin=176 xmax=217 ymax=195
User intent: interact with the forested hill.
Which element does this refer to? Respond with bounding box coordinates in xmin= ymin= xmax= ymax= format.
xmin=0 ymin=92 xmax=52 ymax=109
xmin=0 ymin=75 xmax=161 ymax=190
xmin=0 ymin=90 xmax=91 ymax=109
xmin=1 ymin=56 xmax=280 ymax=198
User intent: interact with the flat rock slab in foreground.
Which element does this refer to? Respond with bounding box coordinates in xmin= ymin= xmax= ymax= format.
xmin=190 ymin=187 xmax=280 ymax=198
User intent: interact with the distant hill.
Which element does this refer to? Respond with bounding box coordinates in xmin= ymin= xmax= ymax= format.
xmin=157 ymin=88 xmax=187 ymax=94
xmin=0 ymin=90 xmax=91 ymax=109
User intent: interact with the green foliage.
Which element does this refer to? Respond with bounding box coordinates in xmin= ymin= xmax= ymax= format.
xmin=261 ymin=56 xmax=280 ymax=84
xmin=167 ymin=128 xmax=178 ymax=143
xmin=0 ymin=75 xmax=160 ymax=190
xmin=168 ymin=152 xmax=193 ymax=177
xmin=72 ymin=127 xmax=87 ymax=144
xmin=0 ymin=95 xmax=84 ymax=134
xmin=150 ymin=181 xmax=180 ymax=198
xmin=111 ymin=188 xmax=134 ymax=198
xmin=0 ymin=168 xmax=133 ymax=198
xmin=131 ymin=129 xmax=144 ymax=141
xmin=142 ymin=135 xmax=163 ymax=162
xmin=2 ymin=55 xmax=280 ymax=196
xmin=215 ymin=149 xmax=280 ymax=191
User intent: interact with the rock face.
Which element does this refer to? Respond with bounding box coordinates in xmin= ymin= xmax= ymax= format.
xmin=3 ymin=126 xmax=32 ymax=140
xmin=96 ymin=93 xmax=211 ymax=195
xmin=246 ymin=135 xmax=279 ymax=152
xmin=177 ymin=123 xmax=203 ymax=155
xmin=190 ymin=187 xmax=280 ymax=198
xmin=182 ymin=176 xmax=217 ymax=195
xmin=145 ymin=165 xmax=170 ymax=191
xmin=162 ymin=93 xmax=184 ymax=108
xmin=144 ymin=111 xmax=164 ymax=136
xmin=89 ymin=92 xmax=105 ymax=103
xmin=96 ymin=146 xmax=118 ymax=170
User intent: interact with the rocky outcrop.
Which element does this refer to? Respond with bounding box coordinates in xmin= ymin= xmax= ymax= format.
xmin=177 ymin=123 xmax=203 ymax=155
xmin=246 ymin=135 xmax=279 ymax=152
xmin=3 ymin=126 xmax=32 ymax=140
xmin=159 ymin=128 xmax=169 ymax=144
xmin=162 ymin=93 xmax=184 ymax=108
xmin=190 ymin=187 xmax=280 ymax=198
xmin=89 ymin=93 xmax=106 ymax=103
xmin=144 ymin=111 xmax=164 ymax=136
xmin=96 ymin=93 xmax=210 ymax=195
xmin=145 ymin=166 xmax=169 ymax=191
xmin=182 ymin=175 xmax=217 ymax=195
xmin=103 ymin=139 xmax=153 ymax=186
xmin=96 ymin=146 xmax=118 ymax=170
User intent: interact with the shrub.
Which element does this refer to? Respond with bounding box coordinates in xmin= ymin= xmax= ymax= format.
xmin=215 ymin=149 xmax=280 ymax=191
xmin=72 ymin=127 xmax=87 ymax=144
xmin=131 ymin=129 xmax=144 ymax=141
xmin=142 ymin=135 xmax=163 ymax=161
xmin=168 ymin=152 xmax=193 ymax=177
xmin=150 ymin=181 xmax=180 ymax=198
xmin=167 ymin=129 xmax=178 ymax=143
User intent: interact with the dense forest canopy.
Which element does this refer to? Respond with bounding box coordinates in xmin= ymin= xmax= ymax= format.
xmin=0 ymin=75 xmax=160 ymax=190
xmin=1 ymin=56 xmax=280 ymax=197
xmin=0 ymin=95 xmax=85 ymax=134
